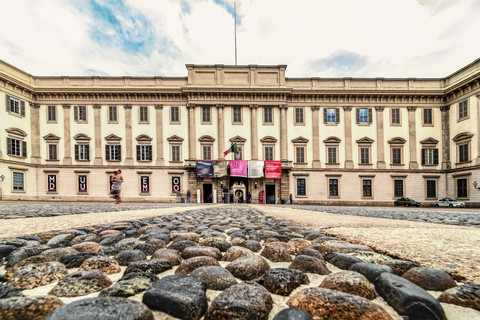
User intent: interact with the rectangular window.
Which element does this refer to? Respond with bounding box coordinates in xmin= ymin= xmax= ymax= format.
xmin=357 ymin=108 xmax=372 ymax=123
xmin=233 ymin=107 xmax=242 ymax=123
xmin=13 ymin=172 xmax=24 ymax=191
xmin=362 ymin=179 xmax=372 ymax=197
xmin=234 ymin=146 xmax=243 ymax=160
xmin=459 ymin=144 xmax=469 ymax=162
xmin=423 ymin=108 xmax=433 ymax=125
xmin=325 ymin=108 xmax=339 ymax=123
xmin=74 ymin=105 xmax=87 ymax=122
xmin=295 ymin=108 xmax=304 ymax=124
xmin=426 ymin=180 xmax=436 ymax=198
xmin=394 ymin=180 xmax=404 ymax=197
xmin=327 ymin=147 xmax=337 ymax=164
xmin=329 ymin=179 xmax=338 ymax=197
xmin=109 ymin=106 xmax=118 ymax=122
xmin=422 ymin=148 xmax=439 ymax=165
xmin=171 ymin=145 xmax=180 ymax=162
xmin=48 ymin=144 xmax=58 ymax=161
xmin=392 ymin=148 xmax=402 ymax=164
xmin=203 ymin=145 xmax=212 ymax=160
xmin=139 ymin=106 xmax=149 ymax=123
xmin=48 ymin=105 xmax=57 ymax=122
xmin=202 ymin=106 xmax=211 ymax=123
xmin=296 ymin=147 xmax=305 ymax=163
xmin=264 ymin=146 xmax=274 ymax=161
xmin=7 ymin=138 xmax=27 ymax=157
xmin=106 ymin=145 xmax=121 ymax=161
xmin=457 ymin=178 xmax=467 ymax=198
xmin=297 ymin=178 xmax=306 ymax=196
xmin=75 ymin=144 xmax=90 ymax=161
xmin=264 ymin=107 xmax=273 ymax=123
xmin=136 ymin=145 xmax=152 ymax=161
xmin=7 ymin=95 xmax=25 ymax=116
xmin=360 ymin=147 xmax=370 ymax=164
xmin=458 ymin=100 xmax=468 ymax=119
xmin=171 ymin=106 xmax=180 ymax=123
xmin=391 ymin=108 xmax=400 ymax=124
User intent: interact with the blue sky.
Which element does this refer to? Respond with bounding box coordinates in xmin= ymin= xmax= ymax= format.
xmin=0 ymin=0 xmax=479 ymax=78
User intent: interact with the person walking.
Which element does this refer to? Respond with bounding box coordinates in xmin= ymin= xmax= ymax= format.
xmin=111 ymin=169 xmax=124 ymax=204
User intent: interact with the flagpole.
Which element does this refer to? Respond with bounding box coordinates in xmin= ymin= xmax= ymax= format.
xmin=234 ymin=0 xmax=237 ymax=66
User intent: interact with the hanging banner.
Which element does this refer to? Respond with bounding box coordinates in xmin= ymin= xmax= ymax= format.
xmin=265 ymin=161 xmax=282 ymax=179
xmin=213 ymin=161 xmax=228 ymax=177
xmin=230 ymin=160 xmax=248 ymax=177
xmin=248 ymin=161 xmax=264 ymax=178
xmin=196 ymin=161 xmax=213 ymax=177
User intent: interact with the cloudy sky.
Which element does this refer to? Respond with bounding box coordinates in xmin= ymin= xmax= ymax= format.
xmin=0 ymin=0 xmax=479 ymax=78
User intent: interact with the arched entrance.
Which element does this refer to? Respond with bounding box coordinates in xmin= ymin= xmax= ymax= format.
xmin=230 ymin=178 xmax=247 ymax=203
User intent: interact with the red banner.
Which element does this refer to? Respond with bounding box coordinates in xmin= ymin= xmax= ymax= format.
xmin=265 ymin=161 xmax=282 ymax=179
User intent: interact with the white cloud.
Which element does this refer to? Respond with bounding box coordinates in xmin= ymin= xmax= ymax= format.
xmin=0 ymin=0 xmax=479 ymax=78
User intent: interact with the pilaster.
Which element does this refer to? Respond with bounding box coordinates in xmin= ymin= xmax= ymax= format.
xmin=407 ymin=106 xmax=418 ymax=169
xmin=440 ymin=105 xmax=451 ymax=169
xmin=217 ymin=104 xmax=225 ymax=159
xmin=279 ymin=104 xmax=288 ymax=161
xmin=187 ymin=104 xmax=196 ymax=160
xmin=343 ymin=106 xmax=354 ymax=168
xmin=30 ymin=103 xmax=41 ymax=164
xmin=375 ymin=106 xmax=386 ymax=169
xmin=250 ymin=104 xmax=258 ymax=160
xmin=311 ymin=106 xmax=321 ymax=168
xmin=477 ymin=95 xmax=480 ymax=165
xmin=124 ymin=104 xmax=133 ymax=165
xmin=93 ymin=104 xmax=103 ymax=165
xmin=155 ymin=104 xmax=164 ymax=165
xmin=62 ymin=104 xmax=72 ymax=165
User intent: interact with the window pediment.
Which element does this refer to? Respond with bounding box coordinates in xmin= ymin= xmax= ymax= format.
xmin=6 ymin=128 xmax=27 ymax=137
xmin=452 ymin=132 xmax=473 ymax=143
xmin=136 ymin=134 xmax=152 ymax=142
xmin=387 ymin=137 xmax=406 ymax=144
xmin=260 ymin=136 xmax=278 ymax=143
xmin=292 ymin=136 xmax=309 ymax=144
xmin=74 ymin=133 xmax=92 ymax=141
xmin=356 ymin=136 xmax=374 ymax=144
xmin=104 ymin=134 xmax=121 ymax=141
xmin=323 ymin=136 xmax=341 ymax=144
xmin=43 ymin=134 xmax=61 ymax=141
xmin=229 ymin=135 xmax=246 ymax=143
xmin=420 ymin=137 xmax=439 ymax=145
xmin=167 ymin=135 xmax=184 ymax=142
xmin=198 ymin=135 xmax=215 ymax=143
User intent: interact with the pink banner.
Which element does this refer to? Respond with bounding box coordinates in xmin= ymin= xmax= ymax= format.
xmin=230 ymin=160 xmax=248 ymax=177
xmin=265 ymin=161 xmax=282 ymax=179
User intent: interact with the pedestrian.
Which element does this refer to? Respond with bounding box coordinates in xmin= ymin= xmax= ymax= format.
xmin=110 ymin=169 xmax=123 ymax=204
xmin=247 ymin=191 xmax=252 ymax=204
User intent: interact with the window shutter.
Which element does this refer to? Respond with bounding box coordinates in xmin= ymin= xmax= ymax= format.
xmin=74 ymin=106 xmax=78 ymax=121
xmin=433 ymin=149 xmax=439 ymax=165
xmin=7 ymin=138 xmax=12 ymax=155
xmin=5 ymin=95 xmax=9 ymax=112
xmin=118 ymin=145 xmax=122 ymax=161
xmin=368 ymin=108 xmax=373 ymax=124
xmin=22 ymin=141 xmax=27 ymax=157
xmin=148 ymin=145 xmax=152 ymax=161
xmin=75 ymin=145 xmax=79 ymax=160
xmin=421 ymin=149 xmax=426 ymax=165
xmin=323 ymin=108 xmax=327 ymax=123
xmin=136 ymin=145 xmax=140 ymax=161
xmin=335 ymin=108 xmax=340 ymax=124
xmin=105 ymin=145 xmax=110 ymax=161
xmin=20 ymin=101 xmax=25 ymax=116
xmin=356 ymin=108 xmax=359 ymax=123
xmin=86 ymin=145 xmax=90 ymax=161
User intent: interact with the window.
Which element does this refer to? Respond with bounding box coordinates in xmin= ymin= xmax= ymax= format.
xmin=362 ymin=179 xmax=372 ymax=197
xmin=458 ymin=100 xmax=468 ymax=120
xmin=203 ymin=145 xmax=212 ymax=160
xmin=13 ymin=172 xmax=24 ymax=191
xmin=234 ymin=146 xmax=243 ymax=160
xmin=264 ymin=146 xmax=274 ymax=161
xmin=74 ymin=105 xmax=87 ymax=122
xmin=47 ymin=175 xmax=57 ymax=192
xmin=109 ymin=106 xmax=118 ymax=122
xmin=423 ymin=108 xmax=433 ymax=125
xmin=48 ymin=144 xmax=58 ymax=161
xmin=391 ymin=108 xmax=400 ymax=125
xmin=421 ymin=148 xmax=439 ymax=165
xmin=202 ymin=106 xmax=211 ymax=123
xmin=6 ymin=95 xmax=25 ymax=116
xmin=327 ymin=147 xmax=337 ymax=164
xmin=324 ymin=108 xmax=339 ymax=124
xmin=264 ymin=107 xmax=273 ymax=124
xmin=360 ymin=147 xmax=370 ymax=164
xmin=140 ymin=176 xmax=150 ymax=194
xmin=356 ymin=108 xmax=372 ymax=124
xmin=78 ymin=175 xmax=88 ymax=193
xmin=171 ymin=106 xmax=180 ymax=123
xmin=296 ymin=147 xmax=305 ymax=163
xmin=106 ymin=145 xmax=121 ymax=161
xmin=233 ymin=107 xmax=242 ymax=123
xmin=7 ymin=138 xmax=27 ymax=157
xmin=459 ymin=144 xmax=469 ymax=162
xmin=426 ymin=180 xmax=436 ymax=198
xmin=136 ymin=145 xmax=152 ymax=161
xmin=392 ymin=148 xmax=402 ymax=165
xmin=394 ymin=180 xmax=404 ymax=197
xmin=75 ymin=144 xmax=90 ymax=161
xmin=297 ymin=178 xmax=306 ymax=196
xmin=171 ymin=145 xmax=181 ymax=162
xmin=295 ymin=108 xmax=304 ymax=124
xmin=457 ymin=178 xmax=468 ymax=198
xmin=329 ymin=179 xmax=338 ymax=197
xmin=47 ymin=106 xmax=57 ymax=122
xmin=139 ymin=106 xmax=149 ymax=123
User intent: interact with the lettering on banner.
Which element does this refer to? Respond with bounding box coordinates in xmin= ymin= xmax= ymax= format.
xmin=141 ymin=176 xmax=150 ymax=193
xmin=47 ymin=175 xmax=56 ymax=192
xmin=172 ymin=176 xmax=180 ymax=193
xmin=78 ymin=175 xmax=87 ymax=193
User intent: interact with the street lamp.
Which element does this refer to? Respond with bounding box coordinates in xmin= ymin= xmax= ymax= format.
xmin=0 ymin=175 xmax=4 ymax=182
xmin=474 ymin=181 xmax=479 ymax=189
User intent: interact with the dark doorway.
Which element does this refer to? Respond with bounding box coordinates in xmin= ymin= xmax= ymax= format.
xmin=266 ymin=184 xmax=275 ymax=204
xmin=203 ymin=184 xmax=213 ymax=203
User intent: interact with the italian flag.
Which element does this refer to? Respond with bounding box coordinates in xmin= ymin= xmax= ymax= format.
xmin=223 ymin=143 xmax=238 ymax=157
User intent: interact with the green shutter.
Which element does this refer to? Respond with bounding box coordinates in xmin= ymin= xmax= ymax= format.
xmin=105 ymin=145 xmax=110 ymax=161
xmin=323 ymin=108 xmax=327 ymax=123
xmin=136 ymin=145 xmax=141 ymax=161
xmin=7 ymin=138 xmax=12 ymax=155
xmin=433 ymin=149 xmax=439 ymax=165
xmin=74 ymin=106 xmax=78 ymax=121
xmin=148 ymin=145 xmax=152 ymax=161
xmin=356 ymin=108 xmax=359 ymax=123
xmin=421 ymin=148 xmax=425 ymax=165
xmin=5 ymin=95 xmax=10 ymax=112
xmin=335 ymin=108 xmax=340 ymax=124
xmin=22 ymin=141 xmax=27 ymax=157
xmin=86 ymin=145 xmax=90 ymax=161
xmin=118 ymin=145 xmax=122 ymax=161
xmin=74 ymin=145 xmax=79 ymax=160
xmin=20 ymin=101 xmax=25 ymax=116
xmin=368 ymin=108 xmax=373 ymax=124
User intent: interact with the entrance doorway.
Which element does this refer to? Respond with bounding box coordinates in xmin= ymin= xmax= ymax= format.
xmin=266 ymin=184 xmax=275 ymax=204
xmin=203 ymin=184 xmax=213 ymax=203
xmin=229 ymin=177 xmax=248 ymax=203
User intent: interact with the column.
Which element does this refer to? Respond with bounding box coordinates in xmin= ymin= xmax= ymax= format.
xmin=93 ymin=104 xmax=103 ymax=165
xmin=343 ymin=106 xmax=354 ymax=168
xmin=62 ymin=104 xmax=72 ymax=165
xmin=217 ymin=104 xmax=225 ymax=159
xmin=155 ymin=104 xmax=164 ymax=166
xmin=187 ymin=103 xmax=196 ymax=160
xmin=441 ymin=105 xmax=451 ymax=169
xmin=124 ymin=104 xmax=133 ymax=165
xmin=311 ymin=106 xmax=321 ymax=168
xmin=30 ymin=103 xmax=41 ymax=164
xmin=279 ymin=104 xmax=288 ymax=161
xmin=250 ymin=104 xmax=258 ymax=160
xmin=375 ymin=106 xmax=386 ymax=169
xmin=407 ymin=106 xmax=418 ymax=169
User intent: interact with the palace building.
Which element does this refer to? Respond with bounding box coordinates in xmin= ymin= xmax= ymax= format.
xmin=1 ymin=58 xmax=480 ymax=205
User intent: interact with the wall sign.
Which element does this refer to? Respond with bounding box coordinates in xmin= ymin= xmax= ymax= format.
xmin=141 ymin=176 xmax=150 ymax=193
xmin=78 ymin=175 xmax=87 ymax=193
xmin=172 ymin=176 xmax=180 ymax=193
xmin=47 ymin=175 xmax=56 ymax=192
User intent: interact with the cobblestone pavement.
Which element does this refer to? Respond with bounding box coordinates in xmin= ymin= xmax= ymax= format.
xmin=0 ymin=202 xmax=198 ymax=219
xmin=274 ymin=205 xmax=480 ymax=227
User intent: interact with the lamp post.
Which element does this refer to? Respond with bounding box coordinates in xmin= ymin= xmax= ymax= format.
xmin=474 ymin=181 xmax=478 ymax=189
xmin=0 ymin=175 xmax=4 ymax=182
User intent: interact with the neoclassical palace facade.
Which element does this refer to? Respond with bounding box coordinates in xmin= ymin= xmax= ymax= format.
xmin=1 ymin=58 xmax=480 ymax=205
